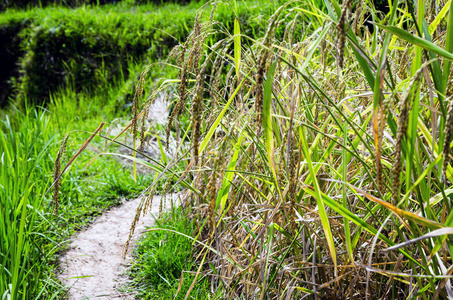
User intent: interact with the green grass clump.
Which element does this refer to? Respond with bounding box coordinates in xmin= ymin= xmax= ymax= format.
xmin=0 ymin=0 xmax=116 ymax=11
xmin=0 ymin=108 xmax=61 ymax=298
xmin=129 ymin=207 xmax=220 ymax=299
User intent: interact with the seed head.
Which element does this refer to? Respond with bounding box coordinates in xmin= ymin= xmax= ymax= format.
xmin=143 ymin=187 xmax=156 ymax=216
xmin=192 ymin=63 xmax=208 ymax=164
xmin=393 ymin=67 xmax=424 ymax=202
xmin=166 ymin=33 xmax=192 ymax=150
xmin=255 ymin=5 xmax=285 ymax=127
xmin=443 ymin=97 xmax=453 ymax=182
xmin=52 ymin=134 xmax=69 ymax=215
xmin=353 ymin=0 xmax=363 ymax=35
xmin=336 ymin=0 xmax=353 ymax=71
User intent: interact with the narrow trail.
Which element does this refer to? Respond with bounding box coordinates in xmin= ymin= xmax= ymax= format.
xmin=57 ymin=95 xmax=175 ymax=299
xmin=57 ymin=195 xmax=176 ymax=299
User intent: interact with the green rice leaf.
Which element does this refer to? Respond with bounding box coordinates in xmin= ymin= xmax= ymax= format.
xmin=375 ymin=23 xmax=453 ymax=60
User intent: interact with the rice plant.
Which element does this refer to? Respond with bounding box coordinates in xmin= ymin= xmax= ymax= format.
xmin=122 ymin=0 xmax=453 ymax=298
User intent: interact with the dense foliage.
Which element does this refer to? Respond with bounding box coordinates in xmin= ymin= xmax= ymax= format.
xmin=122 ymin=0 xmax=453 ymax=298
xmin=0 ymin=0 xmax=117 ymax=11
xmin=0 ymin=0 xmax=285 ymax=298
xmin=0 ymin=2 xmax=196 ymax=106
xmin=3 ymin=0 xmax=453 ymax=298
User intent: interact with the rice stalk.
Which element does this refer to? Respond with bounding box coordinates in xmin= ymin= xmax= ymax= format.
xmin=114 ymin=1 xmax=453 ymax=298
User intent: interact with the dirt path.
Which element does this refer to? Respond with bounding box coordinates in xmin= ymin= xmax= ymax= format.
xmin=57 ymin=195 xmax=177 ymax=299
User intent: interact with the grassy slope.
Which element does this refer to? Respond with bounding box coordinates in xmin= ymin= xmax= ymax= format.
xmin=0 ymin=0 xmax=197 ymax=106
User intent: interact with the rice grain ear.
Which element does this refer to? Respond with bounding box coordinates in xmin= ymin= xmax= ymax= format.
xmin=209 ymin=47 xmax=225 ymax=108
xmin=336 ymin=0 xmax=353 ymax=72
xmin=52 ymin=134 xmax=69 ymax=215
xmin=166 ymin=31 xmax=193 ymax=150
xmin=254 ymin=6 xmax=284 ymax=128
xmin=166 ymin=44 xmax=182 ymax=65
xmin=139 ymin=103 xmax=150 ymax=152
xmin=143 ymin=186 xmax=156 ymax=216
xmin=392 ymin=68 xmax=424 ymax=203
xmin=123 ymin=200 xmax=142 ymax=258
xmin=192 ymin=62 xmax=208 ymax=164
xmin=209 ymin=0 xmax=217 ymax=25
xmin=132 ymin=69 xmax=148 ymax=137
xmin=258 ymin=5 xmax=292 ymax=127
xmin=443 ymin=97 xmax=453 ymax=181
xmin=398 ymin=47 xmax=409 ymax=80
xmin=353 ymin=0 xmax=363 ymax=35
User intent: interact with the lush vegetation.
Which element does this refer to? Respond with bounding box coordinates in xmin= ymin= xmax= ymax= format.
xmin=122 ymin=0 xmax=453 ymax=298
xmin=2 ymin=0 xmax=453 ymax=299
xmin=0 ymin=0 xmax=284 ymax=299
xmin=0 ymin=0 xmax=198 ymax=106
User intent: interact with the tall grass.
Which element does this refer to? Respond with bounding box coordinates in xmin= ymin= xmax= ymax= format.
xmin=0 ymin=109 xmax=61 ymax=299
xmin=121 ymin=0 xmax=453 ymax=298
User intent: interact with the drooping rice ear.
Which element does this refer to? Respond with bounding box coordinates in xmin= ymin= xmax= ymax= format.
xmin=398 ymin=46 xmax=409 ymax=80
xmin=52 ymin=134 xmax=69 ymax=215
xmin=143 ymin=186 xmax=156 ymax=216
xmin=392 ymin=66 xmax=424 ymax=202
xmin=353 ymin=0 xmax=363 ymax=35
xmin=123 ymin=201 xmax=142 ymax=258
xmin=255 ymin=6 xmax=284 ymax=128
xmin=336 ymin=0 xmax=353 ymax=72
xmin=443 ymin=97 xmax=453 ymax=182
xmin=192 ymin=62 xmax=208 ymax=164
xmin=166 ymin=44 xmax=182 ymax=65
xmin=209 ymin=47 xmax=225 ymax=108
xmin=166 ymin=28 xmax=194 ymax=150
xmin=209 ymin=0 xmax=217 ymax=25
xmin=139 ymin=102 xmax=150 ymax=152
xmin=158 ymin=180 xmax=171 ymax=218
